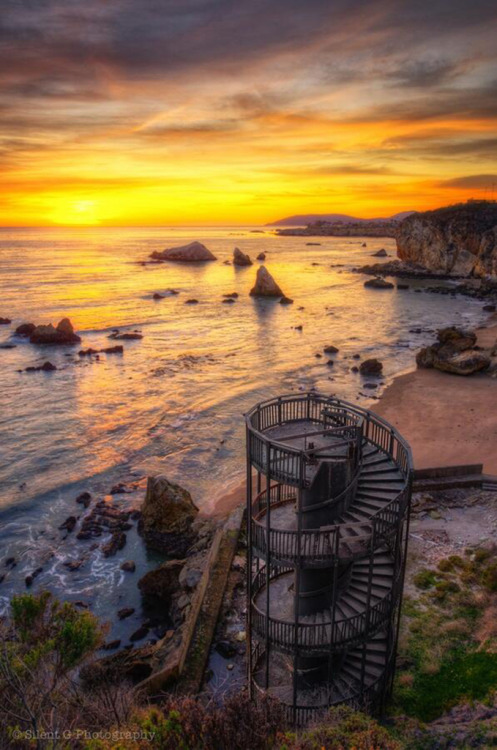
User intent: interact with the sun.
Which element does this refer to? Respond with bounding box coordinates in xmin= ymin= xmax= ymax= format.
xmin=50 ymin=198 xmax=100 ymax=226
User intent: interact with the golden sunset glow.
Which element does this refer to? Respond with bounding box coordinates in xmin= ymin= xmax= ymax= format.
xmin=1 ymin=2 xmax=497 ymax=226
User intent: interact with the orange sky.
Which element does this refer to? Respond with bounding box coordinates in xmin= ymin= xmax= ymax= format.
xmin=1 ymin=1 xmax=496 ymax=226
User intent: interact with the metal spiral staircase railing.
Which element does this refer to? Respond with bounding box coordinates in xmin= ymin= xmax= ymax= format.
xmin=245 ymin=393 xmax=413 ymax=725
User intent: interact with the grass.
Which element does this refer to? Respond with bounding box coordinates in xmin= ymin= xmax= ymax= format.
xmin=396 ymin=650 xmax=497 ymax=722
xmin=394 ymin=545 xmax=497 ymax=722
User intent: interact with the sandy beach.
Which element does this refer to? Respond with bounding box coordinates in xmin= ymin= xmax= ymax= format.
xmin=377 ymin=321 xmax=497 ymax=474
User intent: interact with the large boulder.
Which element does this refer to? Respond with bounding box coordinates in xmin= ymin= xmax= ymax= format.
xmin=150 ymin=241 xmax=216 ymax=262
xmin=435 ymin=350 xmax=491 ymax=375
xmin=250 ymin=266 xmax=285 ymax=297
xmin=416 ymin=327 xmax=490 ymax=375
xmin=233 ymin=248 xmax=252 ymax=266
xmin=138 ymin=559 xmax=184 ymax=605
xmin=138 ymin=476 xmax=199 ymax=556
xmin=30 ymin=318 xmax=81 ymax=345
xmin=15 ymin=322 xmax=36 ymax=336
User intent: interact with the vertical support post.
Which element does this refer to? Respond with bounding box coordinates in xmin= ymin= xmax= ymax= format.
xmin=246 ymin=425 xmax=253 ymax=698
xmin=265 ymin=441 xmax=271 ymax=690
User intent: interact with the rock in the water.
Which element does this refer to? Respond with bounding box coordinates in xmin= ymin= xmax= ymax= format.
xmin=102 ymin=639 xmax=121 ymax=651
xmin=364 ymin=277 xmax=394 ymax=289
xmin=102 ymin=532 xmax=126 ymax=557
xmin=483 ymin=304 xmax=496 ymax=312
xmin=360 ymin=359 xmax=383 ymax=376
xmin=138 ymin=476 xmax=199 ymax=555
xmin=30 ymin=318 xmax=81 ymax=345
xmin=0 ymin=317 xmax=11 ymax=325
xmin=185 ymin=299 xmax=199 ymax=305
xmin=153 ymin=293 xmax=164 ymax=300
xmin=130 ymin=625 xmax=149 ymax=642
xmin=233 ymin=247 xmax=252 ymax=266
xmin=121 ymin=560 xmax=136 ymax=573
xmin=16 ymin=322 xmax=36 ymax=336
xmin=323 ymin=345 xmax=339 ymax=354
xmin=249 ymin=266 xmax=285 ymax=298
xmin=279 ymin=296 xmax=294 ymax=305
xmin=108 ymin=332 xmax=143 ymax=340
xmin=118 ymin=607 xmax=135 ymax=620
xmin=138 ymin=559 xmax=184 ymax=604
xmin=397 ymin=283 xmax=409 ymax=290
xmin=151 ymin=241 xmax=217 ymax=262
xmin=25 ymin=361 xmax=57 ymax=372
xmin=76 ymin=491 xmax=92 ymax=507
xmin=396 ymin=200 xmax=497 ymax=277
xmin=59 ymin=516 xmax=77 ymax=532
xmin=372 ymin=249 xmax=388 ymax=257
xmin=256 ymin=252 xmax=266 ymax=260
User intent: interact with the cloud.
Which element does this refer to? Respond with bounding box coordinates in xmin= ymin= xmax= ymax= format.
xmin=439 ymin=174 xmax=497 ymax=189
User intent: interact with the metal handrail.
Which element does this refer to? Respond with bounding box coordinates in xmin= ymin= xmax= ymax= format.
xmin=250 ymin=564 xmax=402 ymax=652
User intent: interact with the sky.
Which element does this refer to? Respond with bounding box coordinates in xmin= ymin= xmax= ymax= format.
xmin=1 ymin=0 xmax=497 ymax=226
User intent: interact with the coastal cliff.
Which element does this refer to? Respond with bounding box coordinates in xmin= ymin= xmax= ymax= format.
xmin=277 ymin=219 xmax=398 ymax=237
xmin=396 ymin=200 xmax=497 ymax=277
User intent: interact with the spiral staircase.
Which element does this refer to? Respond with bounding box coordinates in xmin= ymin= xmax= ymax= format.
xmin=245 ymin=393 xmax=413 ymax=725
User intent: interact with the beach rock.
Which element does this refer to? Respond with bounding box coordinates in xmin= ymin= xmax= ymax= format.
xmin=435 ymin=349 xmax=491 ymax=375
xmin=250 ymin=266 xmax=285 ymax=297
xmin=397 ymin=283 xmax=409 ymax=290
xmin=30 ymin=319 xmax=81 ymax=345
xmin=323 ymin=345 xmax=339 ymax=354
xmin=118 ymin=607 xmax=135 ymax=620
xmin=416 ymin=327 xmax=490 ymax=375
xmin=372 ymin=249 xmax=388 ymax=257
xmin=396 ymin=201 xmax=497 ymax=277
xmin=79 ymin=345 xmax=124 ymax=356
xmin=102 ymin=532 xmax=126 ymax=557
xmin=151 ymin=241 xmax=217 ymax=262
xmin=138 ymin=559 xmax=184 ymax=605
xmin=63 ymin=559 xmax=84 ymax=571
xmin=0 ymin=317 xmax=11 ymax=325
xmin=256 ymin=252 xmax=266 ymax=260
xmin=121 ymin=560 xmax=136 ymax=573
xmin=222 ymin=298 xmax=235 ymax=304
xmin=0 ymin=343 xmax=16 ymax=349
xmin=223 ymin=293 xmax=239 ymax=298
xmin=326 ymin=360 xmax=334 ymax=367
xmin=364 ymin=277 xmax=394 ymax=289
xmin=185 ymin=299 xmax=199 ymax=305
xmin=110 ymin=483 xmax=127 ymax=495
xmin=360 ymin=359 xmax=383 ymax=376
xmin=16 ymin=322 xmax=36 ymax=336
xmin=138 ymin=476 xmax=199 ymax=555
xmin=351 ymin=366 xmax=359 ymax=372
xmin=153 ymin=293 xmax=164 ymax=300
xmin=483 ymin=304 xmax=496 ymax=312
xmin=233 ymin=248 xmax=252 ymax=266
xmin=59 ymin=515 xmax=77 ymax=532
xmin=279 ymin=296 xmax=294 ymax=305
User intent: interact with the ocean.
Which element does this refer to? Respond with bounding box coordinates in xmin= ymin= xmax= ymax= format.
xmin=0 ymin=225 xmax=488 ymax=641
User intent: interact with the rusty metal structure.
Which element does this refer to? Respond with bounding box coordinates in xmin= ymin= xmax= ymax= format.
xmin=245 ymin=393 xmax=413 ymax=725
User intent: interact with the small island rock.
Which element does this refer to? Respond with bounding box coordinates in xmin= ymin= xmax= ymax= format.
xmin=250 ymin=266 xmax=285 ymax=298
xmin=233 ymin=248 xmax=253 ymax=266
xmin=150 ymin=241 xmax=217 ymax=262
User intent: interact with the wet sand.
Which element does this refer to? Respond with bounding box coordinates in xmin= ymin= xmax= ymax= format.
xmin=376 ymin=322 xmax=497 ymax=474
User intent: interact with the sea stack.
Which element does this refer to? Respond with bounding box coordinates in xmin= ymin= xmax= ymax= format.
xmin=249 ymin=266 xmax=285 ymax=297
xmin=150 ymin=241 xmax=217 ymax=262
xmin=233 ymin=247 xmax=253 ymax=266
